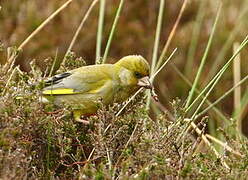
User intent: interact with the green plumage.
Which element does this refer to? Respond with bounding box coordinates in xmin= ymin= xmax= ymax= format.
xmin=42 ymin=55 xmax=150 ymax=121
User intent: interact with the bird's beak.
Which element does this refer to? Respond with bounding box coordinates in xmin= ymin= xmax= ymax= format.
xmin=137 ymin=76 xmax=152 ymax=89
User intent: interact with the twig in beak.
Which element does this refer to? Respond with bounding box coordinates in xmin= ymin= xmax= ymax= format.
xmin=151 ymin=87 xmax=158 ymax=102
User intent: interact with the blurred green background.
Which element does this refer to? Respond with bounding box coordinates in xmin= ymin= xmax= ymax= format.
xmin=0 ymin=0 xmax=248 ymax=133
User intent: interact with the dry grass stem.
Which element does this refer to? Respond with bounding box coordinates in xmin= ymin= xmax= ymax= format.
xmin=155 ymin=0 xmax=188 ymax=70
xmin=62 ymin=0 xmax=99 ymax=67
xmin=205 ymin=134 xmax=243 ymax=158
xmin=233 ymin=42 xmax=242 ymax=132
xmin=186 ymin=119 xmax=230 ymax=170
xmin=115 ymin=88 xmax=144 ymax=117
xmin=4 ymin=0 xmax=74 ymax=73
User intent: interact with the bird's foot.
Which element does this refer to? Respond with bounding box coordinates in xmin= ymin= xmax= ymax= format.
xmin=73 ymin=110 xmax=95 ymax=125
xmin=75 ymin=118 xmax=90 ymax=125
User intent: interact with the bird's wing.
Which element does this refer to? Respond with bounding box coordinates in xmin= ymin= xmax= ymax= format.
xmin=42 ymin=65 xmax=112 ymax=95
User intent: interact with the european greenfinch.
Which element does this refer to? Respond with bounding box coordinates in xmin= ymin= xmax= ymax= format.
xmin=42 ymin=55 xmax=152 ymax=122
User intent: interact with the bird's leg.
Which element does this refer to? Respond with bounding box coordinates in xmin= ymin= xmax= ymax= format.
xmin=73 ymin=110 xmax=90 ymax=125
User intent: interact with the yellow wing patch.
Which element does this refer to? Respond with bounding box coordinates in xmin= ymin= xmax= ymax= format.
xmin=43 ymin=88 xmax=80 ymax=95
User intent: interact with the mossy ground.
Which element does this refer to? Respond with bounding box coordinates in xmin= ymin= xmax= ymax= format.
xmin=0 ymin=66 xmax=248 ymax=179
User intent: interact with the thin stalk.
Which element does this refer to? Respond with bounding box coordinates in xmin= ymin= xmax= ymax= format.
xmin=232 ymin=42 xmax=242 ymax=132
xmin=146 ymin=0 xmax=165 ymax=110
xmin=206 ymin=134 xmax=243 ymax=157
xmin=184 ymin=4 xmax=221 ymax=108
xmin=48 ymin=49 xmax=59 ymax=77
xmin=191 ymin=40 xmax=248 ymax=120
xmin=195 ymin=75 xmax=248 ymax=119
xmin=185 ymin=118 xmax=230 ymax=169
xmin=184 ymin=0 xmax=206 ymax=77
xmin=150 ymin=48 xmax=177 ymax=82
xmin=3 ymin=67 xmax=17 ymax=95
xmin=62 ymin=0 xmax=99 ymax=67
xmin=96 ymin=0 xmax=106 ymax=63
xmin=178 ymin=36 xmax=248 ymax=145
xmin=150 ymin=0 xmax=165 ymax=75
xmin=19 ymin=0 xmax=73 ymax=51
xmin=4 ymin=0 xmax=74 ymax=72
xmin=171 ymin=64 xmax=228 ymax=122
xmin=155 ymin=0 xmax=188 ymax=71
xmin=102 ymin=0 xmax=124 ymax=64
xmin=116 ymin=88 xmax=144 ymax=117
xmin=146 ymin=48 xmax=176 ymax=109
xmin=185 ymin=35 xmax=248 ymax=113
xmin=205 ymin=3 xmax=248 ymax=83
xmin=236 ymin=88 xmax=248 ymax=120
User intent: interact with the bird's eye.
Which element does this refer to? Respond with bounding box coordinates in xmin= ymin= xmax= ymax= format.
xmin=134 ymin=72 xmax=143 ymax=78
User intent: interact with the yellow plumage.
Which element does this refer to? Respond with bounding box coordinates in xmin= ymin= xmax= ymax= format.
xmin=42 ymin=55 xmax=151 ymax=122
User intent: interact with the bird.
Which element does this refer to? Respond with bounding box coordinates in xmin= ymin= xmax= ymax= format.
xmin=42 ymin=55 xmax=152 ymax=122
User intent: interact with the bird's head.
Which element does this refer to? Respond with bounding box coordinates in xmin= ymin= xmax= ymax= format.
xmin=114 ymin=55 xmax=152 ymax=89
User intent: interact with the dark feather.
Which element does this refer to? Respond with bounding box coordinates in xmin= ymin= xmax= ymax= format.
xmin=44 ymin=72 xmax=72 ymax=86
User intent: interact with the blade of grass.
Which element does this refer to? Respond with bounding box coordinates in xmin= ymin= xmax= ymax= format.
xmin=191 ymin=47 xmax=247 ymax=120
xmin=232 ymin=42 xmax=242 ymax=133
xmin=2 ymin=67 xmax=18 ymax=95
xmin=195 ymin=75 xmax=248 ymax=119
xmin=48 ymin=49 xmax=59 ymax=77
xmin=155 ymin=0 xmax=188 ymax=71
xmin=184 ymin=0 xmax=206 ymax=77
xmin=154 ymin=90 xmax=227 ymax=156
xmin=19 ymin=0 xmax=73 ymax=51
xmin=190 ymin=39 xmax=248 ymax=120
xmin=177 ymin=36 xmax=248 ymax=146
xmin=150 ymin=0 xmax=165 ymax=75
xmin=184 ymin=4 xmax=222 ymax=109
xmin=147 ymin=0 xmax=188 ymax=111
xmin=61 ymin=0 xmax=99 ymax=67
xmin=150 ymin=48 xmax=177 ymax=82
xmin=204 ymin=3 xmax=248 ymax=83
xmin=146 ymin=0 xmax=165 ymax=110
xmin=171 ymin=64 xmax=229 ymax=123
xmin=96 ymin=0 xmax=106 ymax=63
xmin=4 ymin=0 xmax=74 ymax=73
xmin=205 ymin=134 xmax=243 ymax=157
xmin=102 ymin=0 xmax=124 ymax=64
xmin=185 ymin=35 xmax=248 ymax=113
xmin=115 ymin=88 xmax=144 ymax=117
xmin=146 ymin=48 xmax=177 ymax=109
xmin=236 ymin=88 xmax=248 ymax=120
xmin=189 ymin=119 xmax=241 ymax=161
xmin=172 ymin=63 xmax=228 ymax=150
